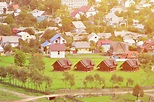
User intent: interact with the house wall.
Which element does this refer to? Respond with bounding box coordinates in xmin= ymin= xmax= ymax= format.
xmin=98 ymin=62 xmax=116 ymax=71
xmin=75 ymin=62 xmax=93 ymax=71
xmin=77 ymin=48 xmax=92 ymax=54
xmin=121 ymin=62 xmax=139 ymax=71
xmin=61 ymin=0 xmax=88 ymax=8
xmin=89 ymin=35 xmax=100 ymax=43
xmin=50 ymin=51 xmax=65 ymax=58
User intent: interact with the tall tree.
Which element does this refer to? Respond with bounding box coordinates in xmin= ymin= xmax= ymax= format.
xmin=132 ymin=84 xmax=144 ymax=101
xmin=28 ymin=54 xmax=45 ymax=72
xmin=14 ymin=50 xmax=26 ymax=66
xmin=55 ymin=5 xmax=69 ymax=19
xmin=0 ymin=24 xmax=12 ymax=36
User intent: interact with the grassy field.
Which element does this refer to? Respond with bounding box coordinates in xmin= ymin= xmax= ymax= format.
xmin=0 ymin=54 xmax=154 ymax=90
xmin=0 ymin=89 xmax=21 ymax=102
xmin=78 ymin=93 xmax=149 ymax=102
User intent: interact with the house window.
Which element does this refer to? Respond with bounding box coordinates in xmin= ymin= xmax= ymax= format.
xmin=58 ymin=51 xmax=60 ymax=55
xmin=131 ymin=53 xmax=136 ymax=57
xmin=55 ymin=40 xmax=58 ymax=43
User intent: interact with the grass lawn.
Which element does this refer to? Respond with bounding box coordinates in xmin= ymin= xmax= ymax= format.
xmin=78 ymin=93 xmax=149 ymax=102
xmin=0 ymin=54 xmax=154 ymax=90
xmin=0 ymin=89 xmax=21 ymax=101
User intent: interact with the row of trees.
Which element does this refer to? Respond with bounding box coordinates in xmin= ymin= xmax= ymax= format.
xmin=0 ymin=66 xmax=52 ymax=92
xmin=61 ymin=73 xmax=134 ymax=89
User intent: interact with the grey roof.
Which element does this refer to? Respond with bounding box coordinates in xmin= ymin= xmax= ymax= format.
xmin=1 ymin=36 xmax=19 ymax=43
xmin=72 ymin=21 xmax=86 ymax=29
xmin=73 ymin=41 xmax=90 ymax=48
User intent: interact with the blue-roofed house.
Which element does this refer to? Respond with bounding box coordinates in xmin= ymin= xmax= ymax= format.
xmin=50 ymin=34 xmax=66 ymax=44
xmin=41 ymin=34 xmax=66 ymax=55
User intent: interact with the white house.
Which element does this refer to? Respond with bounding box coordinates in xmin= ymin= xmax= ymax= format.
xmin=125 ymin=0 xmax=135 ymax=8
xmin=72 ymin=21 xmax=86 ymax=34
xmin=17 ymin=32 xmax=35 ymax=41
xmin=50 ymin=44 xmax=66 ymax=58
xmin=61 ymin=0 xmax=88 ymax=9
xmin=0 ymin=2 xmax=8 ymax=14
xmin=0 ymin=36 xmax=19 ymax=47
xmin=49 ymin=34 xmax=66 ymax=44
xmin=88 ymin=33 xmax=100 ymax=43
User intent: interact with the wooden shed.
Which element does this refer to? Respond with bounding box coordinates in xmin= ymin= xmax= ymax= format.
xmin=52 ymin=58 xmax=72 ymax=71
xmin=120 ymin=59 xmax=140 ymax=71
xmin=97 ymin=59 xmax=117 ymax=72
xmin=74 ymin=59 xmax=95 ymax=72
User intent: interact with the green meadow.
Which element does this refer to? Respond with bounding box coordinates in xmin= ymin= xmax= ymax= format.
xmin=0 ymin=54 xmax=154 ymax=90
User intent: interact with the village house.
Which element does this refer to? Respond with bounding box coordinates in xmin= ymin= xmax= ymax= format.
xmin=97 ymin=33 xmax=112 ymax=39
xmin=0 ymin=2 xmax=8 ymax=14
xmin=0 ymin=36 xmax=19 ymax=47
xmin=41 ymin=34 xmax=66 ymax=54
xmin=70 ymin=6 xmax=97 ymax=19
xmin=61 ymin=0 xmax=88 ymax=9
xmin=120 ymin=59 xmax=140 ymax=71
xmin=72 ymin=41 xmax=92 ymax=54
xmin=88 ymin=33 xmax=100 ymax=43
xmin=126 ymin=51 xmax=139 ymax=59
xmin=103 ymin=12 xmax=126 ymax=27
xmin=17 ymin=32 xmax=35 ymax=41
xmin=52 ymin=58 xmax=72 ymax=71
xmin=97 ymin=40 xmax=112 ymax=52
xmin=74 ymin=59 xmax=95 ymax=72
xmin=49 ymin=44 xmax=66 ymax=58
xmin=137 ymin=39 xmax=154 ymax=53
xmin=71 ymin=21 xmax=86 ymax=34
xmin=107 ymin=42 xmax=129 ymax=59
xmin=97 ymin=59 xmax=117 ymax=72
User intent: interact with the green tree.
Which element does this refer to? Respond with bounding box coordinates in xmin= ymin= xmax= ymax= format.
xmin=61 ymin=17 xmax=72 ymax=32
xmin=132 ymin=84 xmax=144 ymax=101
xmin=90 ymin=40 xmax=96 ymax=52
xmin=55 ymin=5 xmax=70 ymax=19
xmin=85 ymin=75 xmax=94 ymax=88
xmin=0 ymin=24 xmax=12 ymax=36
xmin=23 ymin=28 xmax=35 ymax=35
xmin=42 ymin=29 xmax=57 ymax=40
xmin=14 ymin=50 xmax=26 ymax=66
xmin=28 ymin=54 xmax=45 ymax=72
xmin=4 ymin=44 xmax=12 ymax=53
xmin=45 ymin=0 xmax=61 ymax=14
xmin=0 ymin=66 xmax=7 ymax=82
xmin=110 ymin=74 xmax=117 ymax=88
xmin=4 ymin=14 xmax=14 ymax=24
xmin=126 ymin=78 xmax=134 ymax=88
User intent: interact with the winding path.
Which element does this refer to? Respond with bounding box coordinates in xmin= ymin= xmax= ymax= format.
xmin=13 ymin=89 xmax=154 ymax=102
xmin=0 ymin=88 xmax=154 ymax=102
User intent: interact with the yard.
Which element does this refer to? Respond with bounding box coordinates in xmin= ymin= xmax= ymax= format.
xmin=0 ymin=53 xmax=153 ymax=90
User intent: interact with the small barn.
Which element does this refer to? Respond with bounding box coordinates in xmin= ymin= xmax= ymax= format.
xmin=120 ymin=59 xmax=140 ymax=71
xmin=52 ymin=58 xmax=72 ymax=71
xmin=97 ymin=59 xmax=117 ymax=72
xmin=74 ymin=59 xmax=95 ymax=72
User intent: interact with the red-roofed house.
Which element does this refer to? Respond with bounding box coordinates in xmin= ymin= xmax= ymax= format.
xmin=50 ymin=44 xmax=66 ymax=58
xmin=126 ymin=51 xmax=138 ymax=59
xmin=120 ymin=59 xmax=140 ymax=71
xmin=97 ymin=40 xmax=112 ymax=52
xmin=70 ymin=6 xmax=97 ymax=19
xmin=74 ymin=59 xmax=95 ymax=72
xmin=137 ymin=39 xmax=154 ymax=53
xmin=107 ymin=42 xmax=129 ymax=58
xmin=52 ymin=58 xmax=72 ymax=71
xmin=97 ymin=59 xmax=117 ymax=72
